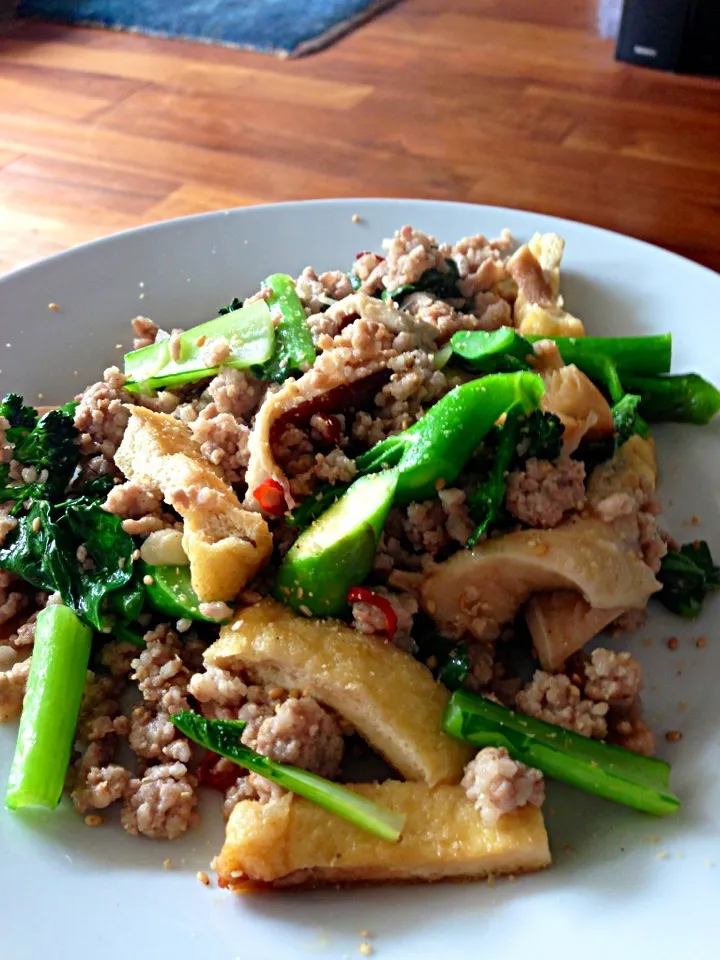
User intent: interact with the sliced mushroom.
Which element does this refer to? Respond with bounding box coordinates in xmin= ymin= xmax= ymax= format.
xmin=114 ymin=406 xmax=273 ymax=602
xmin=243 ymin=293 xmax=438 ymax=509
xmin=527 ymin=435 xmax=659 ymax=670
xmin=420 ymin=516 xmax=661 ymax=642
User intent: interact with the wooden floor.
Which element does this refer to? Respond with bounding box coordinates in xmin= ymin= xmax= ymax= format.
xmin=0 ymin=1 xmax=719 ymax=276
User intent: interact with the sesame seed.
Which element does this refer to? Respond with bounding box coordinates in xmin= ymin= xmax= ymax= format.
xmin=299 ymin=604 xmax=312 ymax=617
xmin=697 ymin=636 xmax=707 ymax=648
xmin=131 ymin=549 xmax=141 ymax=561
xmin=426 ymin=655 xmax=438 ymax=670
xmin=358 ymin=944 xmax=373 ymax=957
xmin=31 ymin=517 xmax=41 ymax=533
xmin=195 ymin=335 xmax=206 ymax=347
xmin=197 ymin=870 xmax=211 ymax=886
xmin=656 ymin=851 xmax=669 ymax=860
xmin=231 ymin=620 xmax=243 ymax=631
xmin=665 ymin=730 xmax=682 ymax=742
xmin=352 ymin=214 xmax=361 ymax=223
xmin=667 ymin=637 xmax=679 ymax=650
xmin=84 ymin=814 xmax=103 ymax=827
xmin=163 ymin=859 xmax=173 ymax=869
xmin=37 ymin=393 xmax=44 ymax=400
xmin=143 ymin=575 xmax=155 ymax=586
xmin=435 ymin=478 xmax=446 ymax=491
xmin=268 ymin=687 xmax=285 ymax=700
xmin=5 ymin=343 xmax=10 ymax=348
xmin=691 ymin=516 xmax=700 ymax=526
xmin=360 ymin=930 xmax=371 ymax=939
xmin=115 ymin=343 xmax=123 ymax=349
xmin=535 ymin=542 xmax=549 ymax=557
xmin=48 ymin=303 xmax=60 ymax=311
xmin=176 ymin=618 xmax=192 ymax=634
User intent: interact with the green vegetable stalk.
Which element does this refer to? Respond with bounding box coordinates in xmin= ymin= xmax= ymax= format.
xmin=443 ymin=690 xmax=680 ymax=816
xmin=261 ymin=273 xmax=317 ymax=382
xmin=622 ymin=373 xmax=720 ymax=426
xmin=356 ymin=372 xmax=545 ymax=504
xmin=171 ymin=711 xmax=405 ymax=842
xmin=5 ymin=606 xmax=93 ymax=810
xmin=124 ymin=299 xmax=275 ymax=391
xmin=526 ymin=334 xmax=673 ymax=378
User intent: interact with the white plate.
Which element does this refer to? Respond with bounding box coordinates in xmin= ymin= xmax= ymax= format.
xmin=1 ymin=200 xmax=719 ymax=960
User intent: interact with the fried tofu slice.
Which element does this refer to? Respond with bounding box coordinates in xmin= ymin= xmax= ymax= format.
xmin=214 ymin=781 xmax=551 ymax=889
xmin=207 ymin=598 xmax=472 ymax=786
xmin=527 ymin=436 xmax=660 ymax=670
xmin=114 ymin=406 xmax=272 ymax=602
xmin=508 ymin=233 xmax=585 ymax=338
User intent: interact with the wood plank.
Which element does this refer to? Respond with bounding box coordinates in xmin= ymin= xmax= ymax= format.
xmin=0 ymin=2 xmax=718 ymax=276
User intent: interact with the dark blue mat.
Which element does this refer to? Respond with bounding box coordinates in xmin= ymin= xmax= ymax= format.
xmin=17 ymin=0 xmax=398 ymax=57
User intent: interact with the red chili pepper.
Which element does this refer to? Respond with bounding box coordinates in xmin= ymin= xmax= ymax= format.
xmin=197 ymin=751 xmax=240 ymax=793
xmin=253 ymin=477 xmax=286 ymax=516
xmin=354 ymin=251 xmax=385 ymax=262
xmin=347 ymin=586 xmax=398 ymax=641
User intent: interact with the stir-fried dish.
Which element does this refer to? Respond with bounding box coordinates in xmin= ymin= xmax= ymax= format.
xmin=1 ymin=225 xmax=719 ymax=888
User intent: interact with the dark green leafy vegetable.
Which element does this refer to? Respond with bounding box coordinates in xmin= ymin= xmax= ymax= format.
xmin=443 ymin=689 xmax=680 ymax=816
xmin=356 ymin=372 xmax=545 ymax=505
xmin=5 ymin=606 xmax=93 ymax=810
xmin=260 ymin=273 xmax=317 ymax=382
xmin=611 ymin=393 xmax=647 ymax=444
xmin=382 ymin=259 xmax=460 ymax=303
xmin=437 ymin=644 xmax=471 ymax=690
xmin=466 ymin=406 xmax=522 ymax=548
xmin=171 ymin=710 xmax=405 ymax=842
xmin=657 ymin=540 xmax=720 ymax=618
xmin=0 ymin=399 xmax=80 ymax=506
xmin=218 ymin=297 xmax=243 ymax=316
xmin=515 ymin=410 xmax=564 ymax=463
xmin=0 ymin=495 xmax=134 ymax=631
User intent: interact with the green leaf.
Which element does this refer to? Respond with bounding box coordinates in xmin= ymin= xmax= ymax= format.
xmin=657 ymin=540 xmax=720 ymax=619
xmin=259 ymin=274 xmax=317 ymax=382
xmin=171 ymin=711 xmax=406 ymax=842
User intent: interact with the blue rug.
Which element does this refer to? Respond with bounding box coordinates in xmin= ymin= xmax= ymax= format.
xmin=16 ymin=0 xmax=398 ymax=57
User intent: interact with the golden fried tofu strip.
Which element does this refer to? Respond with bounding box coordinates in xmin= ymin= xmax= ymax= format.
xmin=114 ymin=406 xmax=272 ymax=602
xmin=508 ymin=232 xmax=585 ymax=338
xmin=207 ymin=599 xmax=472 ymax=786
xmin=214 ymin=781 xmax=551 ymax=889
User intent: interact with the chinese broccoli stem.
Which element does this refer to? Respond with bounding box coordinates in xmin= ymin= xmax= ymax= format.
xmin=261 ymin=273 xmax=317 ymax=382
xmin=621 ymin=373 xmax=720 ymax=425
xmin=466 ymin=405 xmax=522 ymax=547
xmin=527 ymin=334 xmax=672 ymax=378
xmin=172 ymin=711 xmax=405 ymax=842
xmin=443 ymin=690 xmax=679 ymax=817
xmin=5 ymin=606 xmax=93 ymax=810
xmin=356 ymin=371 xmax=545 ymax=504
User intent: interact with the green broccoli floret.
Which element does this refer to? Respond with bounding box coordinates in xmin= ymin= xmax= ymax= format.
xmin=0 ymin=397 xmax=80 ymax=506
xmin=218 ymin=297 xmax=243 ymax=315
xmin=515 ymin=410 xmax=564 ymax=463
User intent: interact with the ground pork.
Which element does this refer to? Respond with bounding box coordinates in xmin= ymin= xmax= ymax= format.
xmin=374 ymin=349 xmax=449 ymax=432
xmin=76 ymin=673 xmax=124 ymax=741
xmin=100 ymin=640 xmax=142 ymax=678
xmin=450 ymin=231 xmax=514 ymax=299
xmin=351 ymin=252 xmax=387 ymax=296
xmin=0 ymin=570 xmax=28 ymax=628
xmin=402 ymin=488 xmax=473 ymax=556
xmin=131 ymin=316 xmax=158 ymax=350
xmin=1 ymin=611 xmax=38 ymax=667
xmin=505 ymin=458 xmax=586 ymax=528
xmin=102 ymin=480 xmax=172 ymax=535
xmin=583 ymin=648 xmax=643 ymax=712
xmin=610 ymin=716 xmax=655 ymax=756
xmin=189 ymin=410 xmax=250 ymax=485
xmin=462 ymin=746 xmax=545 ymax=826
xmin=295 ymin=267 xmax=354 ymax=316
xmin=189 ymin=664 xmax=248 ymax=708
xmin=516 ymin=670 xmax=609 ymax=739
xmin=0 ymin=658 xmax=30 ymax=722
xmin=74 ymin=366 xmax=177 ymax=459
xmin=0 ymin=415 xmax=14 ymax=466
xmin=589 ymin=470 xmax=667 ymax=574
xmin=224 ymin=772 xmax=285 ymax=816
xmin=241 ymin=697 xmax=344 ymax=779
xmin=121 ymin=762 xmax=199 ymax=840
xmin=401 ymin=291 xmax=511 ymax=343
xmin=72 ymin=741 xmax=131 ymax=815
xmin=128 ymin=704 xmax=176 ymax=759
xmin=381 ymin=226 xmax=451 ymax=292
xmin=351 ymin=587 xmax=418 ymax=651
xmin=131 ymin=625 xmax=190 ymax=715
xmin=611 ymin=608 xmax=647 ymax=634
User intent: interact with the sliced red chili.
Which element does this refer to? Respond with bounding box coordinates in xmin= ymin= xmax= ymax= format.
xmin=347 ymin=586 xmax=398 ymax=641
xmin=197 ymin=751 xmax=240 ymax=793
xmin=253 ymin=477 xmax=286 ymax=516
